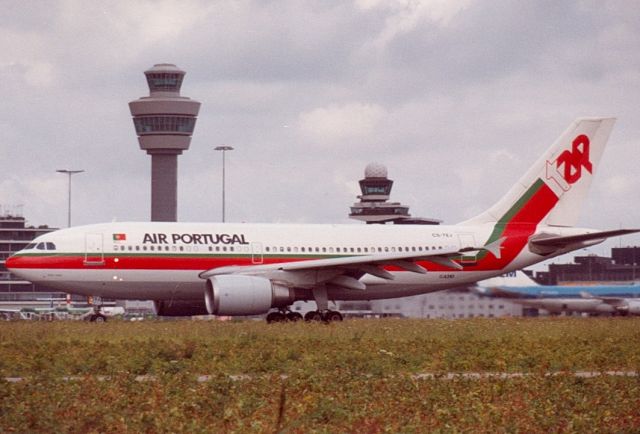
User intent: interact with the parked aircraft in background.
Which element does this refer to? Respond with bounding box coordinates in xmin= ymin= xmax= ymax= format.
xmin=474 ymin=271 xmax=640 ymax=315
xmin=0 ymin=305 xmax=124 ymax=321
xmin=6 ymin=118 xmax=639 ymax=322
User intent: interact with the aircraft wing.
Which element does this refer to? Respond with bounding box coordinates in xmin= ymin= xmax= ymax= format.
xmin=199 ymin=237 xmax=505 ymax=284
xmin=471 ymin=286 xmax=528 ymax=299
xmin=580 ymin=291 xmax=625 ymax=305
xmin=0 ymin=308 xmax=21 ymax=313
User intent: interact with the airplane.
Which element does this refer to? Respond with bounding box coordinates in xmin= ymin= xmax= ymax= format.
xmin=6 ymin=117 xmax=639 ymax=322
xmin=473 ymin=270 xmax=640 ymax=315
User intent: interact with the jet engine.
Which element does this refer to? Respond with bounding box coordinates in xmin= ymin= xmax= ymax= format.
xmin=154 ymin=299 xmax=209 ymax=317
xmin=622 ymin=300 xmax=640 ymax=315
xmin=205 ymin=275 xmax=295 ymax=315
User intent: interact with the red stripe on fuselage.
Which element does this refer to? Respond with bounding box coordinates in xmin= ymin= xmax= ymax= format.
xmin=7 ymin=182 xmax=560 ymax=275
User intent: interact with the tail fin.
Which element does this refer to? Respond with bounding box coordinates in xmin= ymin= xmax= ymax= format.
xmin=462 ymin=118 xmax=616 ymax=227
xmin=471 ymin=270 xmax=538 ymax=297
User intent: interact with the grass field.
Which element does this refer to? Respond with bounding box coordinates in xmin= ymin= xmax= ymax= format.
xmin=1 ymin=318 xmax=639 ymax=432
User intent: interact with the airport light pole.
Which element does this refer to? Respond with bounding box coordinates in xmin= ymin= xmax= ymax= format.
xmin=56 ymin=169 xmax=84 ymax=227
xmin=214 ymin=146 xmax=233 ymax=222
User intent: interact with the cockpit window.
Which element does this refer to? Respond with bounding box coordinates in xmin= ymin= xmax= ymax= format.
xmin=46 ymin=242 xmax=56 ymax=250
xmin=36 ymin=242 xmax=46 ymax=250
xmin=25 ymin=243 xmax=36 ymax=250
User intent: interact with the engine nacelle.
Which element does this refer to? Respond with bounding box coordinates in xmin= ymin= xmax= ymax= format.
xmin=205 ymin=275 xmax=295 ymax=316
xmin=154 ymin=299 xmax=209 ymax=317
xmin=625 ymin=300 xmax=640 ymax=315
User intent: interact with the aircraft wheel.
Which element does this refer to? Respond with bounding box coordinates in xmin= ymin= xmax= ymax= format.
xmin=323 ymin=310 xmax=343 ymax=322
xmin=266 ymin=312 xmax=286 ymax=323
xmin=286 ymin=312 xmax=303 ymax=322
xmin=304 ymin=311 xmax=323 ymax=322
xmin=90 ymin=314 xmax=107 ymax=323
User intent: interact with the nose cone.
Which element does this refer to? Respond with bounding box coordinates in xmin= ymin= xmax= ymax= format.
xmin=5 ymin=254 xmax=17 ymax=271
xmin=5 ymin=254 xmax=29 ymax=281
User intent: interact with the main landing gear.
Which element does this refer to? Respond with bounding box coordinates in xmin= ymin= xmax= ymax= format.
xmin=85 ymin=296 xmax=108 ymax=322
xmin=265 ymin=285 xmax=344 ymax=324
xmin=266 ymin=308 xmax=343 ymax=324
xmin=266 ymin=309 xmax=303 ymax=323
xmin=304 ymin=310 xmax=343 ymax=323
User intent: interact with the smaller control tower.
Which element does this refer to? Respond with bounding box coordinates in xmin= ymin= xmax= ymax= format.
xmin=349 ymin=163 xmax=441 ymax=225
xmin=129 ymin=64 xmax=201 ymax=222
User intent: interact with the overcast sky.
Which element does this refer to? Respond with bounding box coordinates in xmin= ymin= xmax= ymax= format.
xmin=1 ymin=0 xmax=639 ymax=260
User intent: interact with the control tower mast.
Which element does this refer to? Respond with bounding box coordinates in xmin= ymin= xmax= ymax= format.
xmin=129 ymin=64 xmax=201 ymax=222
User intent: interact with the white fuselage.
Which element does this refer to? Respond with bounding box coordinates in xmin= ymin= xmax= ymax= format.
xmin=6 ymin=221 xmax=554 ymax=302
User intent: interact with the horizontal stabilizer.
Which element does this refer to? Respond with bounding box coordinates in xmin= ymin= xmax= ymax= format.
xmin=531 ymin=229 xmax=640 ymax=247
xmin=530 ymin=229 xmax=640 ymax=255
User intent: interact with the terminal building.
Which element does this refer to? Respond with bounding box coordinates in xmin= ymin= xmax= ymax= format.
xmin=534 ymin=247 xmax=640 ymax=285
xmin=0 ymin=213 xmax=65 ymax=308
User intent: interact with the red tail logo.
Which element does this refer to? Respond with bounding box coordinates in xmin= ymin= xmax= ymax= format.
xmin=546 ymin=134 xmax=592 ymax=191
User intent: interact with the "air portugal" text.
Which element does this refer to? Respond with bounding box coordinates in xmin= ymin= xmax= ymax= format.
xmin=142 ymin=233 xmax=249 ymax=245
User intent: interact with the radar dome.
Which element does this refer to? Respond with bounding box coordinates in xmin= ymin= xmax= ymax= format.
xmin=364 ymin=162 xmax=388 ymax=179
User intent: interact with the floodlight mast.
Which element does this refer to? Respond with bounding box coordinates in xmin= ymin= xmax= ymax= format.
xmin=214 ymin=145 xmax=234 ymax=222
xmin=56 ymin=169 xmax=84 ymax=227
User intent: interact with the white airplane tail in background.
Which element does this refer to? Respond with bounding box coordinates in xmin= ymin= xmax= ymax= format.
xmin=463 ymin=118 xmax=616 ymax=228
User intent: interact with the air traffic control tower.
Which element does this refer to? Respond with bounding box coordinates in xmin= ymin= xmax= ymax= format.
xmin=349 ymin=163 xmax=441 ymax=225
xmin=129 ymin=64 xmax=201 ymax=222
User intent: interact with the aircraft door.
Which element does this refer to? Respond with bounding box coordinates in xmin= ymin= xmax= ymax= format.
xmin=251 ymin=242 xmax=264 ymax=264
xmin=84 ymin=233 xmax=105 ymax=266
xmin=458 ymin=233 xmax=477 ymax=265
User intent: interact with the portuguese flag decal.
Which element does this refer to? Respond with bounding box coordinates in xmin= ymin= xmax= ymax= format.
xmin=113 ymin=233 xmax=127 ymax=242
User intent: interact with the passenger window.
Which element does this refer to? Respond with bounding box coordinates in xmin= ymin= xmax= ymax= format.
xmin=266 ymin=247 xmax=270 ymax=252
xmin=229 ymin=246 xmax=234 ymax=252
xmin=329 ymin=247 xmax=334 ymax=253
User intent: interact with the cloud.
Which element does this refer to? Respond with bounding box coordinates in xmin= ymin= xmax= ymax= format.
xmin=298 ymin=102 xmax=386 ymax=143
xmin=0 ymin=0 xmax=638 ymax=244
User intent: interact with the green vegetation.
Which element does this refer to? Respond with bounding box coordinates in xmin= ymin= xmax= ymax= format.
xmin=1 ymin=318 xmax=639 ymax=432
